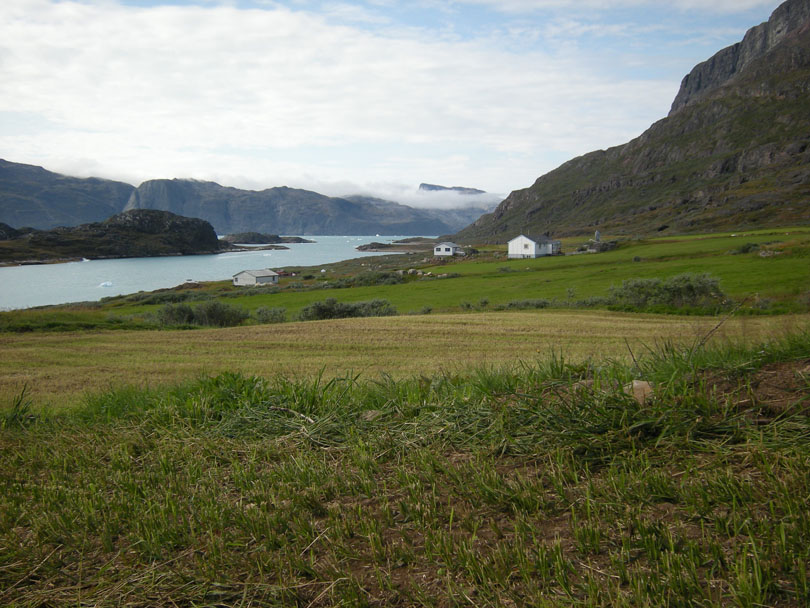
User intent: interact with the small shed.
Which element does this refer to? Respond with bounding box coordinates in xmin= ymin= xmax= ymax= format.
xmin=507 ymin=234 xmax=561 ymax=259
xmin=233 ymin=269 xmax=279 ymax=286
xmin=434 ymin=242 xmax=464 ymax=257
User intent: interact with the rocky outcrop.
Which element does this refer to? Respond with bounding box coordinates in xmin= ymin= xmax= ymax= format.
xmin=0 ymin=159 xmax=135 ymax=229
xmin=670 ymin=0 xmax=810 ymax=114
xmin=454 ymin=0 xmax=810 ymax=243
xmin=0 ymin=209 xmax=223 ymax=263
xmin=418 ymin=183 xmax=487 ymax=195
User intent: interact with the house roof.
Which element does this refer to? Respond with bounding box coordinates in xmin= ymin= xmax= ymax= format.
xmin=509 ymin=234 xmax=558 ymax=244
xmin=233 ymin=269 xmax=279 ymax=278
xmin=435 ymin=242 xmax=460 ymax=248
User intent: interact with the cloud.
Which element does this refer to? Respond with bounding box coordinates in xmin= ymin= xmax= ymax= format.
xmin=0 ymin=0 xmax=758 ymax=197
xmin=455 ymin=0 xmax=779 ymax=14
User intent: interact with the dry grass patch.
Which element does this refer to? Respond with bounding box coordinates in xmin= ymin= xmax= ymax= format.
xmin=1 ymin=311 xmax=806 ymax=409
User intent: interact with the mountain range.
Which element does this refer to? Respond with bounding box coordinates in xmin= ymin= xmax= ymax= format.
xmin=455 ymin=0 xmax=810 ymax=243
xmin=123 ymin=180 xmax=493 ymax=236
xmin=0 ymin=159 xmax=495 ymax=236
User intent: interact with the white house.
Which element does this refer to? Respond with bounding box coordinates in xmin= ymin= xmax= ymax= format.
xmin=434 ymin=242 xmax=464 ymax=257
xmin=233 ymin=269 xmax=279 ymax=286
xmin=507 ymin=234 xmax=561 ymax=259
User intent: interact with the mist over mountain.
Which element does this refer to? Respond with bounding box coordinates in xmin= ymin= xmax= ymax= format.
xmin=124 ymin=179 xmax=490 ymax=235
xmin=455 ymin=0 xmax=810 ymax=243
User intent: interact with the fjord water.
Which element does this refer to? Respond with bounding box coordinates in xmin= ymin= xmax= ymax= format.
xmin=0 ymin=236 xmax=409 ymax=310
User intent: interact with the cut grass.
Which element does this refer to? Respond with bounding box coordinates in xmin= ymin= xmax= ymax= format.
xmin=1 ymin=329 xmax=809 ymax=606
xmin=1 ymin=310 xmax=806 ymax=410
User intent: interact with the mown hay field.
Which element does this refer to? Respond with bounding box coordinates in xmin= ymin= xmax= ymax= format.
xmin=2 ymin=310 xmax=806 ymax=409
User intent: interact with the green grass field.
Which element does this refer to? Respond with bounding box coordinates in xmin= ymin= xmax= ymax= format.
xmin=2 ymin=227 xmax=808 ymax=333
xmin=1 ymin=228 xmax=809 ymax=606
xmin=2 ymin=330 xmax=809 ymax=606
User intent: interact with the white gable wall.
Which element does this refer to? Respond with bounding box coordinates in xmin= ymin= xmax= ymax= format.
xmin=508 ymin=235 xmax=538 ymax=259
xmin=508 ymin=235 xmax=560 ymax=258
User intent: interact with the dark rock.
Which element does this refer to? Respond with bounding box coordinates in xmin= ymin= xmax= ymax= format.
xmin=418 ymin=183 xmax=487 ymax=195
xmin=0 ymin=209 xmax=223 ymax=263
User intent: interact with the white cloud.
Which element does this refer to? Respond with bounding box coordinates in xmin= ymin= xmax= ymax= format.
xmin=0 ymin=0 xmax=761 ymax=199
xmin=455 ymin=0 xmax=779 ymax=14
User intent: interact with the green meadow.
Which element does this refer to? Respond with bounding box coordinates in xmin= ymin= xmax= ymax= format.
xmin=2 ymin=226 xmax=809 ymax=333
xmin=1 ymin=227 xmax=809 ymax=606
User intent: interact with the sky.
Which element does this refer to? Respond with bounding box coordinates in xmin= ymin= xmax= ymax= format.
xmin=0 ymin=0 xmax=784 ymax=208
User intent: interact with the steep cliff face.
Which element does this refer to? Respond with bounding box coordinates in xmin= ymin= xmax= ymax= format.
xmin=455 ymin=0 xmax=810 ymax=243
xmin=670 ymin=0 xmax=810 ymax=114
xmin=0 ymin=159 xmax=135 ymax=229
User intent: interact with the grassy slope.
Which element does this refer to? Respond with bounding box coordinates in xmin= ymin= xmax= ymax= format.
xmin=1 ymin=331 xmax=809 ymax=606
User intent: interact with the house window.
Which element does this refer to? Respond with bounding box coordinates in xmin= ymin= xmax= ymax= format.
xmin=444 ymin=247 xmax=451 ymax=252
xmin=523 ymin=243 xmax=529 ymax=250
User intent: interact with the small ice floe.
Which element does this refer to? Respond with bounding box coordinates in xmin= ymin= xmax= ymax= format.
xmin=81 ymin=258 xmax=90 ymax=262
xmin=98 ymin=281 xmax=113 ymax=288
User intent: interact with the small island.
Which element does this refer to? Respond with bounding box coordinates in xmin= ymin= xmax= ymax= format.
xmin=219 ymin=232 xmax=314 ymax=245
xmin=356 ymin=237 xmax=436 ymax=252
xmin=0 ymin=209 xmax=227 ymax=265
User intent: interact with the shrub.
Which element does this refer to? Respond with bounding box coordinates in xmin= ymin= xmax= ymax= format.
xmin=732 ymin=242 xmax=760 ymax=255
xmin=254 ymin=307 xmax=287 ymax=324
xmin=608 ymin=273 xmax=727 ymax=311
xmin=350 ymin=271 xmax=404 ymax=287
xmin=192 ymin=301 xmax=250 ymax=327
xmin=156 ymin=301 xmax=249 ymax=327
xmin=297 ymin=298 xmax=396 ymax=321
xmin=156 ymin=303 xmax=195 ymax=326
xmin=502 ymin=299 xmax=552 ymax=310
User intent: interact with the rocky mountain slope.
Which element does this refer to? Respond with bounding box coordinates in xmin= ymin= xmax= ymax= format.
xmin=125 ymin=179 xmax=490 ymax=235
xmin=455 ymin=0 xmax=810 ymax=243
xmin=0 ymin=209 xmax=223 ymax=263
xmin=0 ymin=160 xmax=493 ymax=236
xmin=0 ymin=159 xmax=135 ymax=230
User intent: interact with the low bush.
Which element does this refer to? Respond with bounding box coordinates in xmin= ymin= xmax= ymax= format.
xmin=156 ymin=301 xmax=249 ymax=327
xmin=193 ymin=301 xmax=250 ymax=327
xmin=498 ymin=299 xmax=552 ymax=310
xmin=120 ymin=291 xmax=212 ymax=305
xmin=155 ymin=303 xmax=195 ymax=326
xmin=297 ymin=298 xmax=396 ymax=321
xmin=607 ymin=273 xmax=727 ymax=312
xmin=254 ymin=306 xmax=287 ymax=324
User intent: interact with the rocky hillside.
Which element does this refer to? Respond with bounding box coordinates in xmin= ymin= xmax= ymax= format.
xmin=0 ymin=159 xmax=135 ymax=230
xmin=455 ymin=0 xmax=810 ymax=243
xmin=124 ymin=179 xmax=488 ymax=235
xmin=0 ymin=209 xmax=223 ymax=263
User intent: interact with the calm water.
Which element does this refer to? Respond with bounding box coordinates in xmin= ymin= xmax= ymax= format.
xmin=0 ymin=236 xmax=411 ymax=310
